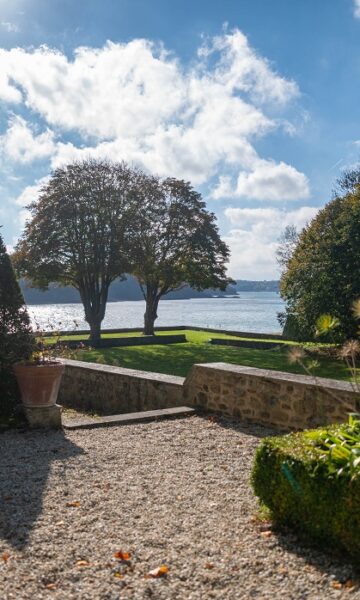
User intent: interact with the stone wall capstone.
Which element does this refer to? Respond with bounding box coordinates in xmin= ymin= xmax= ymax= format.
xmin=58 ymin=359 xmax=184 ymax=414
xmin=58 ymin=359 xmax=358 ymax=431
xmin=184 ymin=362 xmax=357 ymax=431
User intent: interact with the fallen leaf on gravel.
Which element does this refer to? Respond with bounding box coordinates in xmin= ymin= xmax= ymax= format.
xmin=114 ymin=572 xmax=124 ymax=579
xmin=46 ymin=583 xmax=57 ymax=590
xmin=66 ymin=501 xmax=81 ymax=507
xmin=260 ymin=530 xmax=272 ymax=538
xmin=331 ymin=581 xmax=343 ymax=590
xmin=146 ymin=565 xmax=169 ymax=578
xmin=278 ymin=567 xmax=288 ymax=575
xmin=207 ymin=416 xmax=218 ymax=424
xmin=1 ymin=553 xmax=10 ymax=562
xmin=113 ymin=551 xmax=131 ymax=561
xmin=75 ymin=560 xmax=90 ymax=567
xmin=204 ymin=562 xmax=215 ymax=570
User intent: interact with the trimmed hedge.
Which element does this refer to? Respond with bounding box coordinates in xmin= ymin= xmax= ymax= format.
xmin=251 ymin=422 xmax=360 ymax=562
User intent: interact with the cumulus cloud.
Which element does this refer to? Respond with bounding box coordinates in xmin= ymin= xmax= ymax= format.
xmin=14 ymin=176 xmax=50 ymax=207
xmin=212 ymin=160 xmax=310 ymax=201
xmin=0 ymin=116 xmax=55 ymax=163
xmin=0 ymin=29 xmax=305 ymax=190
xmin=224 ymin=205 xmax=319 ymax=278
xmin=354 ymin=0 xmax=360 ymax=17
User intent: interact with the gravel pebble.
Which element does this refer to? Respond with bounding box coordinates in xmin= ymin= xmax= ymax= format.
xmin=0 ymin=415 xmax=359 ymax=599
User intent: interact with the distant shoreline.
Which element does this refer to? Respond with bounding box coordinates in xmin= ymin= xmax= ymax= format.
xmin=21 ymin=277 xmax=280 ymax=305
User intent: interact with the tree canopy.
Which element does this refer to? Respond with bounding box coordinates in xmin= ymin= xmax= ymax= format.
xmin=0 ymin=231 xmax=34 ymax=420
xmin=14 ymin=159 xmax=138 ymax=343
xmin=280 ymin=182 xmax=360 ymax=340
xmin=129 ymin=176 xmax=232 ymax=334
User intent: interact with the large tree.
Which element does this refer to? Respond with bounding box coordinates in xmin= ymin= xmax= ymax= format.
xmin=0 ymin=231 xmax=34 ymax=420
xmin=129 ymin=176 xmax=232 ymax=335
xmin=280 ymin=181 xmax=360 ymax=340
xmin=14 ymin=159 xmax=137 ymax=344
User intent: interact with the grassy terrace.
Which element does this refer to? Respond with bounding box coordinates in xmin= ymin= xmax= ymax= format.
xmin=48 ymin=329 xmax=354 ymax=382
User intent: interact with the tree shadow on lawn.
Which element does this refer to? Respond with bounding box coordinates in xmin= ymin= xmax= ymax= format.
xmin=0 ymin=429 xmax=84 ymax=550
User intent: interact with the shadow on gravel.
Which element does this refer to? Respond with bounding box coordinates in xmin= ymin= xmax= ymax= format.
xmin=0 ymin=429 xmax=84 ymax=550
xmin=273 ymin=528 xmax=360 ymax=584
xmin=196 ymin=411 xmax=280 ymax=439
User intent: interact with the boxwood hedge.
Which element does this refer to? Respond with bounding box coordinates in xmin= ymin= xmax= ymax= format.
xmin=251 ymin=418 xmax=360 ymax=562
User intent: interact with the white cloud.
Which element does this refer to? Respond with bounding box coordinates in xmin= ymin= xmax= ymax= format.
xmin=212 ymin=160 xmax=310 ymax=201
xmin=14 ymin=176 xmax=50 ymax=207
xmin=0 ymin=116 xmax=55 ymax=163
xmin=354 ymin=0 xmax=360 ymax=18
xmin=224 ymin=205 xmax=319 ymax=278
xmin=224 ymin=229 xmax=279 ymax=279
xmin=0 ymin=30 xmax=306 ymax=189
xmin=1 ymin=21 xmax=19 ymax=33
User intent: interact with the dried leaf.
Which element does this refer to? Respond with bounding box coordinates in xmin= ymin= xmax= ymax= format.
xmin=75 ymin=560 xmax=90 ymax=567
xmin=66 ymin=501 xmax=81 ymax=508
xmin=46 ymin=583 xmax=57 ymax=590
xmin=204 ymin=562 xmax=214 ymax=570
xmin=1 ymin=553 xmax=10 ymax=562
xmin=113 ymin=550 xmax=131 ymax=561
xmin=146 ymin=565 xmax=169 ymax=578
xmin=114 ymin=572 xmax=124 ymax=579
xmin=331 ymin=581 xmax=343 ymax=590
xmin=207 ymin=416 xmax=218 ymax=424
xmin=260 ymin=530 xmax=272 ymax=538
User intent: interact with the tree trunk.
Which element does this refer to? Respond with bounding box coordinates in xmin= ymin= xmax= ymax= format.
xmin=78 ymin=280 xmax=110 ymax=347
xmin=88 ymin=318 xmax=102 ymax=346
xmin=143 ymin=292 xmax=160 ymax=335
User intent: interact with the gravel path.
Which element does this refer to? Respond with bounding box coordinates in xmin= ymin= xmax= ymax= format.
xmin=0 ymin=416 xmax=359 ymax=599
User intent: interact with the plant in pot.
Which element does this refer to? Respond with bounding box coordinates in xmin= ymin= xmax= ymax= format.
xmin=13 ymin=324 xmax=76 ymax=409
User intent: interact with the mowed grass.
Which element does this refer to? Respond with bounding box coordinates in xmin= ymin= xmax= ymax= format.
xmin=66 ymin=329 xmax=353 ymax=382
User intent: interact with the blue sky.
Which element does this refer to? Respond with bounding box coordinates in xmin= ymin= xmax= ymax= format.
xmin=0 ymin=0 xmax=360 ymax=278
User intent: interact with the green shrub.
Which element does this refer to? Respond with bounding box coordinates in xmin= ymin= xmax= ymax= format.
xmin=251 ymin=417 xmax=360 ymax=562
xmin=0 ymin=233 xmax=35 ymax=423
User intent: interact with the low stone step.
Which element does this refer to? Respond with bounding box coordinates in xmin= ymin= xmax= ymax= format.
xmin=63 ymin=406 xmax=196 ymax=430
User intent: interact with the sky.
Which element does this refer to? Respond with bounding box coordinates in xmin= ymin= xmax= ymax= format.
xmin=0 ymin=0 xmax=360 ymax=280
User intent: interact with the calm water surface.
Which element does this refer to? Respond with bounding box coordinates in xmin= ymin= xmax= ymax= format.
xmin=28 ymin=292 xmax=284 ymax=333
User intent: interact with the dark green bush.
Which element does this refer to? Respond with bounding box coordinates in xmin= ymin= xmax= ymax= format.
xmin=0 ymin=233 xmax=35 ymax=424
xmin=251 ymin=418 xmax=360 ymax=562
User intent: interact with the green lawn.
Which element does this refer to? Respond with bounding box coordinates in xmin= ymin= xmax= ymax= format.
xmin=68 ymin=329 xmax=353 ymax=382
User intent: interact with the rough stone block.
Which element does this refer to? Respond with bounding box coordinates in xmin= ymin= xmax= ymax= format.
xmin=24 ymin=404 xmax=62 ymax=429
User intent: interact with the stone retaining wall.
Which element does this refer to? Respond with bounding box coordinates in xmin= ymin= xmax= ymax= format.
xmin=63 ymin=334 xmax=186 ymax=349
xmin=58 ymin=359 xmax=184 ymax=414
xmin=184 ymin=363 xmax=358 ymax=431
xmin=59 ymin=360 xmax=358 ymax=431
xmin=210 ymin=338 xmax=283 ymax=350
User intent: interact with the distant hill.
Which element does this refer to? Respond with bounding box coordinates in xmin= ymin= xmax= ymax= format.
xmin=234 ymin=280 xmax=279 ymax=292
xmin=20 ymin=276 xmax=279 ymax=305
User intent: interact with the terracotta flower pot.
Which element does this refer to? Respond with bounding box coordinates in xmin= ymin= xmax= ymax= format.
xmin=13 ymin=362 xmax=65 ymax=407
